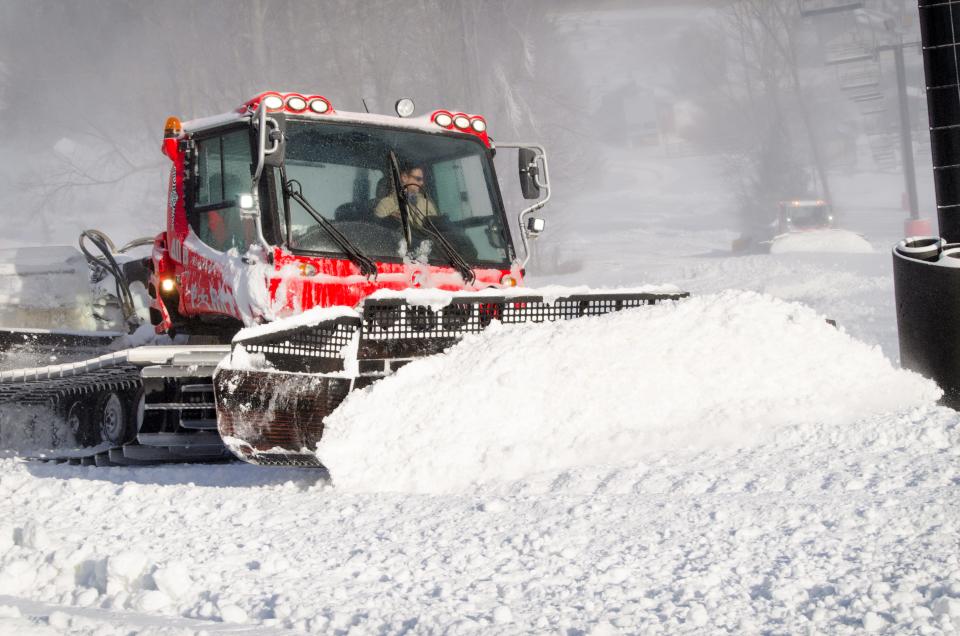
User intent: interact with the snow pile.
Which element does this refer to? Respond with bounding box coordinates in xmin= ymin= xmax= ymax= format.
xmin=320 ymin=290 xmax=939 ymax=493
xmin=0 ymin=246 xmax=97 ymax=332
xmin=770 ymin=229 xmax=874 ymax=254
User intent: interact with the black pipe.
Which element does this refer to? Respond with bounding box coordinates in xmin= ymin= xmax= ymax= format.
xmin=893 ymin=42 xmax=920 ymax=220
xmin=893 ymin=246 xmax=960 ymax=408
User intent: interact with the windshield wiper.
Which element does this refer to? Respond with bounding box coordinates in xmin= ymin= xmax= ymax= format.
xmin=387 ymin=151 xmax=413 ymax=247
xmin=386 ymin=151 xmax=475 ymax=284
xmin=284 ymin=179 xmax=378 ymax=278
xmin=407 ymin=201 xmax=477 ymax=285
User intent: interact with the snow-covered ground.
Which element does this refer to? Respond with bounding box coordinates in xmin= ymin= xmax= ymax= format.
xmin=2 ymin=145 xmax=959 ymax=634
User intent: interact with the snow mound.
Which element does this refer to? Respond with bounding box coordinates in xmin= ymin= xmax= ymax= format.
xmin=770 ymin=229 xmax=874 ymax=254
xmin=320 ymin=290 xmax=939 ymax=493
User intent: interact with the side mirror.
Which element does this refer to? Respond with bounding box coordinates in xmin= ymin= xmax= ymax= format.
xmin=253 ymin=105 xmax=286 ymax=185
xmin=518 ymin=147 xmax=541 ymax=199
xmin=262 ymin=112 xmax=286 ymax=168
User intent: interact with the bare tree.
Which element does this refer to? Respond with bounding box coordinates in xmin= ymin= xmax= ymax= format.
xmin=670 ymin=0 xmax=834 ymax=235
xmin=0 ymin=0 xmax=587 ymax=245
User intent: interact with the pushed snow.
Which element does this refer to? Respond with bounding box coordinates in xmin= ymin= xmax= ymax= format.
xmin=770 ymin=229 xmax=875 ymax=254
xmin=320 ymin=290 xmax=939 ymax=493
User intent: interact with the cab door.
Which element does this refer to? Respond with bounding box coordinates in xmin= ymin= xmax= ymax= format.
xmin=180 ymin=126 xmax=258 ymax=321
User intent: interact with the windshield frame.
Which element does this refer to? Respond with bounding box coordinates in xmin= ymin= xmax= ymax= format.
xmin=275 ymin=116 xmax=515 ymax=269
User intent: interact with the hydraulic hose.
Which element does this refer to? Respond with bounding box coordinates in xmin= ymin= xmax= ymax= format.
xmin=78 ymin=230 xmax=152 ymax=331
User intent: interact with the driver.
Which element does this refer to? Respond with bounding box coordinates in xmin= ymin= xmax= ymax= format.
xmin=374 ymin=163 xmax=438 ymax=224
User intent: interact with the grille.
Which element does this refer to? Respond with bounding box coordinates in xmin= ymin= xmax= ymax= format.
xmin=361 ymin=293 xmax=685 ymax=338
xmin=229 ymin=292 xmax=687 ymax=372
xmin=237 ymin=317 xmax=361 ymax=373
xmin=215 ymin=368 xmax=350 ymax=454
xmin=356 ymin=293 xmax=686 ymax=360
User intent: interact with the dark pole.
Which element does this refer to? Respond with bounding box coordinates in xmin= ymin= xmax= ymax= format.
xmin=918 ymin=0 xmax=960 ymax=242
xmin=892 ymin=42 xmax=920 ymax=220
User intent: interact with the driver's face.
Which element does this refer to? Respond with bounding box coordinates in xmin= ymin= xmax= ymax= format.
xmin=401 ymin=168 xmax=425 ymax=187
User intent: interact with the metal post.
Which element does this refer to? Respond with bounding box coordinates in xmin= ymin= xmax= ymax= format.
xmin=893 ymin=42 xmax=920 ymax=220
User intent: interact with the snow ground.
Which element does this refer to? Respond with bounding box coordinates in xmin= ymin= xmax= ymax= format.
xmin=2 ymin=143 xmax=959 ymax=634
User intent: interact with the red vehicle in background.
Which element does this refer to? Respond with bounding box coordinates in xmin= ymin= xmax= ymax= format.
xmin=777 ymin=199 xmax=834 ymax=234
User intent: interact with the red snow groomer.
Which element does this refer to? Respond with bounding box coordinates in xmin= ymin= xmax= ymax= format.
xmin=0 ymin=92 xmax=686 ymax=468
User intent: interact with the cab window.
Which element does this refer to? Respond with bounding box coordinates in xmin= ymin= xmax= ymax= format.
xmin=192 ymin=129 xmax=255 ymax=252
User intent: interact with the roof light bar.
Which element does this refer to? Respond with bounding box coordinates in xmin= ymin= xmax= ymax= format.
xmin=241 ymin=93 xmax=335 ymax=116
xmin=431 ymin=110 xmax=491 ymax=145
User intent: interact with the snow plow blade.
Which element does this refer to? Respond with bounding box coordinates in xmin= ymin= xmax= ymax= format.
xmin=214 ymin=291 xmax=688 ymax=467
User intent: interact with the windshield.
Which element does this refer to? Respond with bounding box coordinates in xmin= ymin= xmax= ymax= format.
xmin=789 ymin=205 xmax=829 ymax=227
xmin=281 ymin=119 xmax=513 ymax=267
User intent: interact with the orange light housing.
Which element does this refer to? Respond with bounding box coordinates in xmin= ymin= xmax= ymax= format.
xmin=163 ymin=117 xmax=182 ymax=138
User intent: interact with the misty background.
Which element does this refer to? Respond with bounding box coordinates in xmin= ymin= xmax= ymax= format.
xmin=0 ymin=0 xmax=936 ymax=274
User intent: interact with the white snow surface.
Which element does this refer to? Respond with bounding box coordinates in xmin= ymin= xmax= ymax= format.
xmin=321 ymin=290 xmax=938 ymax=494
xmin=770 ymin=229 xmax=875 ymax=254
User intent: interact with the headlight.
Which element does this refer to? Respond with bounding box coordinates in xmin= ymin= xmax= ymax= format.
xmin=263 ymin=94 xmax=283 ymax=110
xmin=471 ymin=118 xmax=486 ymax=132
xmin=237 ymin=193 xmax=255 ymax=210
xmin=453 ymin=115 xmax=470 ymax=130
xmin=395 ymin=98 xmax=416 ymax=118
xmin=160 ymin=277 xmax=177 ymax=294
xmin=434 ymin=113 xmax=453 ymax=127
xmin=286 ymin=96 xmax=307 ymax=111
xmin=309 ymin=99 xmax=330 ymax=114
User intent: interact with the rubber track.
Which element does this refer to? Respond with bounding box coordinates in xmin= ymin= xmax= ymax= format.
xmin=0 ymin=359 xmax=229 ymax=467
xmin=0 ymin=364 xmax=142 ymax=407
